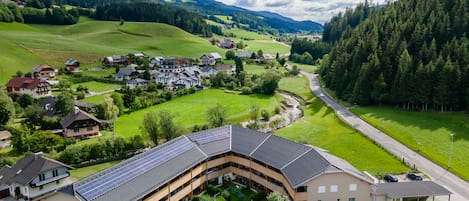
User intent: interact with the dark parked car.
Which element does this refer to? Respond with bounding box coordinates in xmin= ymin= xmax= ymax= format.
xmin=406 ymin=173 xmax=423 ymax=181
xmin=384 ymin=174 xmax=398 ymax=182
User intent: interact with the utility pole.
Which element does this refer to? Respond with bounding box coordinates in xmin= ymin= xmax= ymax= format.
xmin=448 ymin=133 xmax=455 ymax=169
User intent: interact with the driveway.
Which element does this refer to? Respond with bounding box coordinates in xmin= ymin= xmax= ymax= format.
xmin=301 ymin=70 xmax=469 ymax=200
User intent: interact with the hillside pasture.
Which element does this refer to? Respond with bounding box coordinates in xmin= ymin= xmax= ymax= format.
xmin=276 ymin=76 xmax=409 ymax=176
xmin=224 ymin=28 xmax=271 ymax=40
xmin=351 ymin=107 xmax=469 ymax=181
xmin=72 ymin=81 xmax=121 ymax=93
xmin=243 ymin=40 xmax=290 ymax=55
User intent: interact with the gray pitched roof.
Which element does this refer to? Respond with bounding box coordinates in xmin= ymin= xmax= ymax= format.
xmin=375 ymin=181 xmax=451 ymax=198
xmin=74 ymin=125 xmax=370 ymax=201
xmin=60 ymin=108 xmax=100 ymax=128
xmin=0 ymin=153 xmax=72 ymax=186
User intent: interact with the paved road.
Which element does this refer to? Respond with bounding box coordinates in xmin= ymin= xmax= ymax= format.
xmin=301 ymin=71 xmax=469 ymax=200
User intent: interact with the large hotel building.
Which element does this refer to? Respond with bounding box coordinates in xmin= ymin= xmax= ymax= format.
xmin=54 ymin=126 xmax=449 ymax=201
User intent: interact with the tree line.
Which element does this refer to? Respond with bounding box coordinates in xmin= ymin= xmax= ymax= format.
xmin=0 ymin=2 xmax=79 ymax=24
xmin=94 ymin=3 xmax=215 ymax=37
xmin=318 ymin=0 xmax=469 ymax=111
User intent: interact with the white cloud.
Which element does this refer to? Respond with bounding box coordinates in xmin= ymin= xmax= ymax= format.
xmin=215 ymin=0 xmax=365 ymax=24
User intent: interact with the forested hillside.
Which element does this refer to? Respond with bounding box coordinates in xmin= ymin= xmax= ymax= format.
xmin=318 ymin=0 xmax=469 ymax=111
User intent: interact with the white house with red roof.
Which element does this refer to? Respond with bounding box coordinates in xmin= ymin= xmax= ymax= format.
xmin=5 ymin=77 xmax=51 ymax=98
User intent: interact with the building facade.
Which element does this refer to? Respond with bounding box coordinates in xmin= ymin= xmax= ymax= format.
xmin=60 ymin=107 xmax=100 ymax=138
xmin=5 ymin=77 xmax=51 ymax=98
xmin=0 ymin=153 xmax=73 ymax=200
xmin=71 ymin=126 xmax=375 ymax=201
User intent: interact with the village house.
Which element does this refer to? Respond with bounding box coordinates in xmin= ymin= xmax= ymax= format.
xmin=133 ymin=52 xmax=147 ymax=59
xmin=0 ymin=152 xmax=73 ymax=200
xmin=215 ymin=64 xmax=235 ymax=75
xmin=102 ymin=55 xmax=130 ymax=66
xmin=126 ymin=78 xmax=150 ymax=89
xmin=64 ymin=59 xmax=80 ymax=72
xmin=60 ymin=107 xmax=101 ymax=138
xmin=199 ymin=66 xmax=218 ymax=78
xmin=150 ymin=56 xmax=165 ymax=68
xmin=115 ymin=67 xmax=139 ymax=81
xmin=6 ymin=77 xmax=51 ymax=98
xmin=236 ymin=51 xmax=253 ymax=58
xmin=200 ymin=52 xmax=222 ymax=66
xmin=30 ymin=64 xmax=55 ymax=80
xmin=217 ymin=38 xmax=236 ymax=49
xmin=0 ymin=130 xmax=11 ymax=149
xmin=159 ymin=58 xmax=195 ymax=73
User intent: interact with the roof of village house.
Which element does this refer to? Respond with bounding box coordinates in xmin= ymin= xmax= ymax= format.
xmin=0 ymin=130 xmax=11 ymax=140
xmin=0 ymin=152 xmax=72 ymax=186
xmin=65 ymin=59 xmax=79 ymax=66
xmin=116 ymin=68 xmax=137 ymax=77
xmin=6 ymin=77 xmax=49 ymax=89
xmin=73 ymin=125 xmax=372 ymax=201
xmin=236 ymin=51 xmax=253 ymax=58
xmin=215 ymin=64 xmax=233 ymax=71
xmin=201 ymin=53 xmax=223 ymax=60
xmin=200 ymin=66 xmax=217 ymax=73
xmin=375 ymin=181 xmax=451 ymax=198
xmin=31 ymin=64 xmax=54 ymax=73
xmin=60 ymin=108 xmax=100 ymax=129
xmin=161 ymin=58 xmax=194 ymax=66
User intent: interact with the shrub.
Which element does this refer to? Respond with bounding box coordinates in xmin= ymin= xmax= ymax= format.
xmin=240 ymin=86 xmax=252 ymax=95
xmin=261 ymin=109 xmax=271 ymax=121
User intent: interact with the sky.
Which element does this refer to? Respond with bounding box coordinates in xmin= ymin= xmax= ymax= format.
xmin=214 ymin=0 xmax=366 ymax=24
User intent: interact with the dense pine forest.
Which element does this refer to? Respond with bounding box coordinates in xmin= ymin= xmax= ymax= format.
xmin=316 ymin=0 xmax=469 ymax=111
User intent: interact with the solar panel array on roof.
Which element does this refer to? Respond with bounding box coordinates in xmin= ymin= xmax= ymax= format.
xmin=75 ymin=137 xmax=195 ymax=201
xmin=230 ymin=126 xmax=269 ymax=156
xmin=281 ymin=149 xmax=330 ymax=188
xmin=250 ymin=135 xmax=311 ymax=169
xmin=188 ymin=126 xmax=230 ymax=144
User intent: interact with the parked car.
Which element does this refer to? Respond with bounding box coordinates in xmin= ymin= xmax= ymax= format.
xmin=383 ymin=174 xmax=399 ymax=182
xmin=406 ymin=173 xmax=423 ymax=181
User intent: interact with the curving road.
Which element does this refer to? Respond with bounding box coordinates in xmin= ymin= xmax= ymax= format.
xmin=301 ymin=71 xmax=469 ymax=201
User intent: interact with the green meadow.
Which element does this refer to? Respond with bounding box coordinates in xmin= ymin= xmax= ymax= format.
xmin=115 ymin=89 xmax=283 ymax=138
xmin=243 ymin=40 xmax=290 ymax=55
xmin=0 ymin=17 xmax=225 ymax=83
xmin=351 ymin=107 xmax=469 ymax=181
xmin=71 ymin=81 xmax=121 ymax=93
xmin=276 ymin=76 xmax=409 ymax=176
xmin=223 ymin=28 xmax=271 ymax=40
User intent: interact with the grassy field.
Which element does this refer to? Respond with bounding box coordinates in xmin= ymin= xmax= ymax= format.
xmin=351 ymin=107 xmax=469 ymax=181
xmin=214 ymin=15 xmax=234 ymax=24
xmin=70 ymin=160 xmax=122 ymax=179
xmin=244 ymin=64 xmax=285 ymax=75
xmin=243 ymin=40 xmax=290 ymax=55
xmin=71 ymin=81 xmax=121 ymax=92
xmin=81 ymin=92 xmax=120 ymax=104
xmin=288 ymin=61 xmax=318 ymax=73
xmin=115 ymin=89 xmax=283 ymax=138
xmin=223 ymin=28 xmax=271 ymax=40
xmin=276 ymin=76 xmax=409 ymax=176
xmin=0 ymin=18 xmax=225 ymax=83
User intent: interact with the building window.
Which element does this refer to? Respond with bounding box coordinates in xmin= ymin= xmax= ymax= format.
xmin=330 ymin=185 xmax=338 ymax=192
xmin=53 ymin=169 xmax=58 ymax=177
xmin=74 ymin=128 xmax=80 ymax=133
xmin=349 ymin=184 xmax=357 ymax=192
xmin=348 ymin=198 xmax=356 ymax=201
xmin=297 ymin=186 xmax=307 ymax=192
xmin=39 ymin=173 xmax=45 ymax=181
xmin=318 ymin=186 xmax=326 ymax=193
xmin=87 ymin=127 xmax=93 ymax=131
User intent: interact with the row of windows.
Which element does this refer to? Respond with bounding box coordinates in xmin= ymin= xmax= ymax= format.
xmin=73 ymin=127 xmax=94 ymax=133
xmin=317 ymin=184 xmax=357 ymax=193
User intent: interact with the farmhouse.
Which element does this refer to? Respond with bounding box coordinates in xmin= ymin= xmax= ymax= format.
xmin=102 ymin=55 xmax=130 ymax=66
xmin=159 ymin=58 xmax=195 ymax=73
xmin=30 ymin=64 xmax=55 ymax=80
xmin=217 ymin=38 xmax=236 ymax=49
xmin=215 ymin=64 xmax=235 ymax=75
xmin=65 ymin=59 xmax=80 ymax=72
xmin=200 ymin=52 xmax=222 ymax=66
xmin=199 ymin=66 xmax=218 ymax=78
xmin=0 ymin=152 xmax=73 ymax=200
xmin=115 ymin=67 xmax=139 ymax=81
xmin=60 ymin=107 xmax=101 ymax=138
xmin=5 ymin=77 xmax=51 ymax=98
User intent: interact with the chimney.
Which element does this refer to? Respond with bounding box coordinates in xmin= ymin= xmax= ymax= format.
xmin=74 ymin=106 xmax=80 ymax=114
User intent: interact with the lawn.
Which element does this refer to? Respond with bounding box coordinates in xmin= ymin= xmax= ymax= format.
xmin=70 ymin=160 xmax=122 ymax=180
xmin=351 ymin=107 xmax=469 ymax=181
xmin=81 ymin=92 xmax=120 ymax=104
xmin=115 ymin=89 xmax=283 ymax=138
xmin=243 ymin=64 xmax=285 ymax=75
xmin=278 ymin=76 xmax=314 ymax=101
xmin=275 ymin=76 xmax=409 ymax=176
xmin=0 ymin=19 xmax=226 ymax=82
xmin=243 ymin=40 xmax=290 ymax=55
xmin=71 ymin=81 xmax=121 ymax=92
